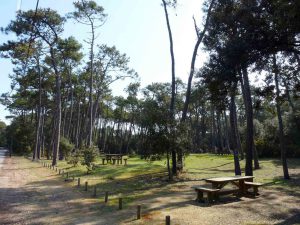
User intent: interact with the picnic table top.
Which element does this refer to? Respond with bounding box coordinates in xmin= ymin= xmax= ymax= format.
xmin=205 ymin=176 xmax=254 ymax=183
xmin=104 ymin=154 xmax=124 ymax=156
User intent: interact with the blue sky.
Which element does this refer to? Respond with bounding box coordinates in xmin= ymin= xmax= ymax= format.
xmin=0 ymin=0 xmax=206 ymax=124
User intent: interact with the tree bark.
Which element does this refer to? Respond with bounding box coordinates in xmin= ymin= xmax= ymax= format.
xmin=33 ymin=56 xmax=42 ymax=160
xmin=240 ymin=65 xmax=253 ymax=176
xmin=273 ymin=55 xmax=290 ymax=179
xmin=162 ymin=0 xmax=177 ymax=176
xmin=229 ymin=88 xmax=241 ymax=175
xmin=50 ymin=47 xmax=62 ymax=166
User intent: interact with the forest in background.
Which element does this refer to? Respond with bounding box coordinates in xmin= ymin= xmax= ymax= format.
xmin=0 ymin=0 xmax=299 ymax=180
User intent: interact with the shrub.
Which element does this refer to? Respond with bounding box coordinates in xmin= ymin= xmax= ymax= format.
xmin=67 ymin=149 xmax=81 ymax=167
xmin=59 ymin=137 xmax=75 ymax=160
xmin=81 ymin=146 xmax=98 ymax=173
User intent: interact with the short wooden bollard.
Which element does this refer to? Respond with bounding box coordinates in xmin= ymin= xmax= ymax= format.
xmin=66 ymin=172 xmax=69 ymax=178
xmin=62 ymin=170 xmax=64 ymax=176
xmin=166 ymin=215 xmax=171 ymax=225
xmin=77 ymin=178 xmax=80 ymax=187
xmin=119 ymin=198 xmax=123 ymax=210
xmin=85 ymin=181 xmax=88 ymax=191
xmin=104 ymin=191 xmax=108 ymax=203
xmin=137 ymin=205 xmax=141 ymax=219
xmin=72 ymin=176 xmax=75 ymax=181
xmin=59 ymin=169 xmax=61 ymax=175
xmin=55 ymin=168 xmax=57 ymax=172
xmin=93 ymin=186 xmax=97 ymax=197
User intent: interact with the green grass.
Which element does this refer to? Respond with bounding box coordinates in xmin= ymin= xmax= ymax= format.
xmin=41 ymin=154 xmax=300 ymax=206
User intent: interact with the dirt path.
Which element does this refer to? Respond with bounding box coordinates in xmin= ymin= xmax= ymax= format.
xmin=0 ymin=154 xmax=299 ymax=225
xmin=0 ymin=155 xmax=134 ymax=225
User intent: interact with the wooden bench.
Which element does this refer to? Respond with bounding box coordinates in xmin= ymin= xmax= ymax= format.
xmin=244 ymin=181 xmax=262 ymax=196
xmin=192 ymin=186 xmax=220 ymax=203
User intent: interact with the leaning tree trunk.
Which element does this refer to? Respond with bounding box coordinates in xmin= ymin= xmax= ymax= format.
xmin=273 ymin=55 xmax=290 ymax=179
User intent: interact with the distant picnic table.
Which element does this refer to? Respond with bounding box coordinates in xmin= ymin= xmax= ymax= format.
xmin=102 ymin=154 xmax=127 ymax=165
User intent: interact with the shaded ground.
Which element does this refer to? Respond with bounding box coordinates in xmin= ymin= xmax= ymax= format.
xmin=0 ymin=153 xmax=300 ymax=225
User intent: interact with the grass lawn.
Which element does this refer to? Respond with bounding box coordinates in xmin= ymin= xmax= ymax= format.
xmin=41 ymin=154 xmax=300 ymax=207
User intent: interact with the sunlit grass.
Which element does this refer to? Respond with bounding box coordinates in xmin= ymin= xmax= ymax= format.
xmin=40 ymin=153 xmax=300 ymax=205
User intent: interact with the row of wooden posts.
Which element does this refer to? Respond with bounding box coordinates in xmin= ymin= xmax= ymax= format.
xmin=41 ymin=161 xmax=172 ymax=224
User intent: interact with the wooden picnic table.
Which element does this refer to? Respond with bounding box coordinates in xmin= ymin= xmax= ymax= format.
xmin=103 ymin=154 xmax=125 ymax=165
xmin=205 ymin=175 xmax=254 ymax=195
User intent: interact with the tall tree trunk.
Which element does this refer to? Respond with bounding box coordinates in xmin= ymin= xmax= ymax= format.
xmin=88 ymin=22 xmax=95 ymax=147
xmin=33 ymin=56 xmax=42 ymax=160
xmin=216 ymin=111 xmax=223 ymax=154
xmin=162 ymin=0 xmax=176 ymax=177
xmin=229 ymin=89 xmax=241 ymax=175
xmin=223 ymin=111 xmax=231 ymax=154
xmin=211 ymin=105 xmax=217 ymax=153
xmin=240 ymin=65 xmax=253 ymax=176
xmin=50 ymin=47 xmax=62 ymax=166
xmin=273 ymin=55 xmax=290 ymax=179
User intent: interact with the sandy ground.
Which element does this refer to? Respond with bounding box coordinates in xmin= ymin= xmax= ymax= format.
xmin=0 ymin=153 xmax=300 ymax=225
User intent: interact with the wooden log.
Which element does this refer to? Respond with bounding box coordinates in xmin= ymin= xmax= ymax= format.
xmin=137 ymin=205 xmax=141 ymax=219
xmin=105 ymin=191 xmax=108 ymax=203
xmin=85 ymin=181 xmax=88 ymax=191
xmin=166 ymin=215 xmax=171 ymax=225
xmin=119 ymin=198 xmax=122 ymax=210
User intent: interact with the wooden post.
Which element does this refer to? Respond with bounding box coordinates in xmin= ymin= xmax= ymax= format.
xmin=137 ymin=205 xmax=141 ymax=219
xmin=72 ymin=176 xmax=75 ymax=181
xmin=119 ymin=198 xmax=122 ymax=210
xmin=166 ymin=215 xmax=171 ymax=225
xmin=105 ymin=191 xmax=108 ymax=203
xmin=85 ymin=181 xmax=88 ymax=191
xmin=77 ymin=178 xmax=80 ymax=187
xmin=59 ymin=169 xmax=61 ymax=175
xmin=55 ymin=168 xmax=57 ymax=172
xmin=62 ymin=170 xmax=64 ymax=176
xmin=93 ymin=186 xmax=97 ymax=197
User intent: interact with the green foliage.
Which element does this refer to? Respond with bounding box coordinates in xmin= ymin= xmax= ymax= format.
xmin=67 ymin=149 xmax=81 ymax=167
xmin=81 ymin=146 xmax=98 ymax=173
xmin=5 ymin=117 xmax=34 ymax=154
xmin=0 ymin=121 xmax=6 ymax=146
xmin=59 ymin=137 xmax=75 ymax=160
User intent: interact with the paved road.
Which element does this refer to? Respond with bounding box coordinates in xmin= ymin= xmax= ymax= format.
xmin=0 ymin=148 xmax=8 ymax=168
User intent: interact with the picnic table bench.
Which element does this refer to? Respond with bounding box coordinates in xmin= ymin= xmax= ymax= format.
xmin=192 ymin=186 xmax=220 ymax=203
